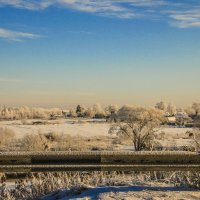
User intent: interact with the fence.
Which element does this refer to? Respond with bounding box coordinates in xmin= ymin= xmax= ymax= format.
xmin=0 ymin=151 xmax=200 ymax=173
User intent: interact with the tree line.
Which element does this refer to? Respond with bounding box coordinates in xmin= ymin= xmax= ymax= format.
xmin=0 ymin=102 xmax=200 ymax=121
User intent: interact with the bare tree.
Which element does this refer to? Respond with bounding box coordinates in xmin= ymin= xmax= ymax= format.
xmin=109 ymin=107 xmax=164 ymax=151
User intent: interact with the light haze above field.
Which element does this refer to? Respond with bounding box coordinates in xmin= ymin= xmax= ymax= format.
xmin=0 ymin=0 xmax=200 ymax=108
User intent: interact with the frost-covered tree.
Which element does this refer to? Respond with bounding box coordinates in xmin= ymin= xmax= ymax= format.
xmin=106 ymin=104 xmax=119 ymax=115
xmin=192 ymin=103 xmax=200 ymax=116
xmin=76 ymin=105 xmax=85 ymax=117
xmin=116 ymin=105 xmax=136 ymax=121
xmin=69 ymin=109 xmax=77 ymax=118
xmin=190 ymin=118 xmax=200 ymax=152
xmin=185 ymin=106 xmax=196 ymax=117
xmin=194 ymin=117 xmax=200 ymax=129
xmin=76 ymin=105 xmax=82 ymax=113
xmin=167 ymin=103 xmax=176 ymax=116
xmin=106 ymin=104 xmax=119 ymax=122
xmin=0 ymin=106 xmax=62 ymax=120
xmin=186 ymin=103 xmax=200 ymax=118
xmin=109 ymin=107 xmax=164 ymax=151
xmin=84 ymin=108 xmax=95 ymax=118
xmin=93 ymin=104 xmax=106 ymax=118
xmin=1 ymin=107 xmax=10 ymax=120
xmin=155 ymin=101 xmax=167 ymax=112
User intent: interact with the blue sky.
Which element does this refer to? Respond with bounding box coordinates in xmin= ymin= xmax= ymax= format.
xmin=0 ymin=0 xmax=200 ymax=108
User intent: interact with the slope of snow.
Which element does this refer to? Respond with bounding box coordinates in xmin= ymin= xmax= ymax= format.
xmin=41 ymin=185 xmax=200 ymax=200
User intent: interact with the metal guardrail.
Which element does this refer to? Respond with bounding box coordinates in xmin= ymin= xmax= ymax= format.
xmin=0 ymin=151 xmax=200 ymax=172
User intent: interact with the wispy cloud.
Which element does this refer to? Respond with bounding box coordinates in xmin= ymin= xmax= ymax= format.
xmin=0 ymin=0 xmax=200 ymax=28
xmin=0 ymin=0 xmax=50 ymax=10
xmin=168 ymin=9 xmax=200 ymax=28
xmin=0 ymin=27 xmax=40 ymax=41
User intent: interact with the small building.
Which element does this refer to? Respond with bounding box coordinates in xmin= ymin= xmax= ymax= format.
xmin=49 ymin=114 xmax=63 ymax=120
xmin=175 ymin=111 xmax=189 ymax=119
xmin=62 ymin=110 xmax=70 ymax=118
xmin=166 ymin=116 xmax=176 ymax=125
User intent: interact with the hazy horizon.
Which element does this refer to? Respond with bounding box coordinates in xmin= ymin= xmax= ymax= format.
xmin=1 ymin=0 xmax=200 ymax=108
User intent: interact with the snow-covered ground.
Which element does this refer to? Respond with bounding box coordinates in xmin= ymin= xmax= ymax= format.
xmin=0 ymin=120 xmax=191 ymax=138
xmin=41 ymin=185 xmax=200 ymax=200
xmin=0 ymin=119 xmax=193 ymax=149
xmin=0 ymin=119 xmax=198 ymax=199
xmin=0 ymin=119 xmax=110 ymax=139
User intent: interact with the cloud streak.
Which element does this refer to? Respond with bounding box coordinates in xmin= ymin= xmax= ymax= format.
xmin=168 ymin=9 xmax=200 ymax=28
xmin=0 ymin=27 xmax=40 ymax=41
xmin=0 ymin=0 xmax=200 ymax=28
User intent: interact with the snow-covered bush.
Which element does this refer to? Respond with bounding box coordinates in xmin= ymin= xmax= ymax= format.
xmin=109 ymin=107 xmax=164 ymax=151
xmin=20 ymin=133 xmax=50 ymax=151
xmin=0 ymin=128 xmax=16 ymax=149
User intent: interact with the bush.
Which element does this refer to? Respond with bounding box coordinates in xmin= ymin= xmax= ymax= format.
xmin=20 ymin=133 xmax=49 ymax=151
xmin=110 ymin=107 xmax=164 ymax=151
xmin=19 ymin=132 xmax=84 ymax=151
xmin=0 ymin=128 xmax=16 ymax=148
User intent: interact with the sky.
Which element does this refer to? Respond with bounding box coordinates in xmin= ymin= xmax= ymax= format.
xmin=0 ymin=0 xmax=200 ymax=108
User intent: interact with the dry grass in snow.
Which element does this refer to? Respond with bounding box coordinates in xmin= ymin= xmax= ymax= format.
xmin=1 ymin=171 xmax=200 ymax=200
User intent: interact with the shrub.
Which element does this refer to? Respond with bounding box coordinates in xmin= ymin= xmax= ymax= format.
xmin=20 ymin=133 xmax=49 ymax=151
xmin=0 ymin=128 xmax=16 ymax=148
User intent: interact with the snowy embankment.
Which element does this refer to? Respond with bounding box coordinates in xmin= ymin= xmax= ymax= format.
xmin=41 ymin=185 xmax=200 ymax=200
